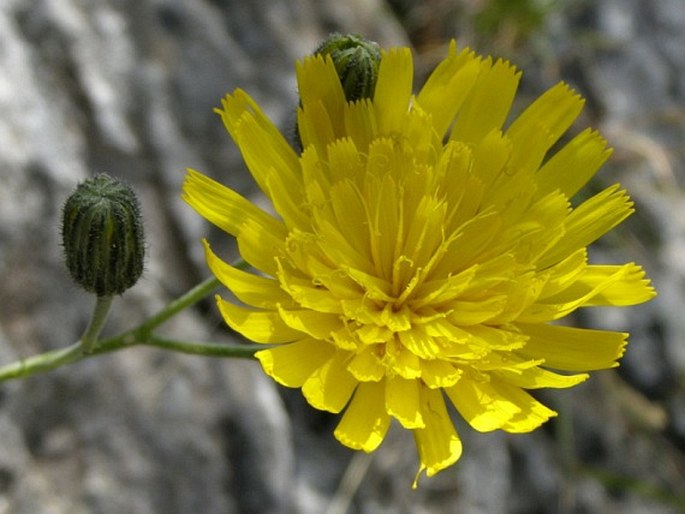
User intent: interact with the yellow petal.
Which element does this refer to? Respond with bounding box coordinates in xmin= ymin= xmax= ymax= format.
xmin=348 ymin=346 xmax=385 ymax=381
xmin=468 ymin=129 xmax=512 ymax=200
xmin=334 ymin=381 xmax=391 ymax=452
xmin=343 ymin=98 xmax=377 ymax=152
xmin=316 ymin=219 xmax=377 ymax=277
xmin=520 ymin=263 xmax=648 ymax=322
xmin=343 ymin=267 xmax=393 ymax=303
xmin=235 ymin=217 xmax=286 ymax=276
xmin=450 ymin=375 xmax=557 ymax=434
xmin=386 ymin=375 xmax=424 ymax=429
xmin=302 ymin=350 xmax=358 ymax=413
xmin=421 ymin=360 xmax=463 ymax=389
xmin=450 ymin=57 xmax=521 ymax=144
xmin=400 ymin=104 xmax=438 ymax=164
xmin=265 ymin=171 xmax=309 ymax=231
xmin=430 ymin=210 xmax=502 ymax=276
xmin=330 ymin=325 xmax=362 ymax=351
xmin=471 ymin=351 xmax=543 ymax=373
xmin=549 ymin=263 xmax=656 ymax=306
xmin=182 ymin=169 xmax=285 ymax=240
xmin=412 ymin=386 xmax=462 ymax=485
xmin=276 ymin=305 xmax=343 ymax=339
xmin=537 ymin=248 xmax=587 ymax=298
xmin=276 ymin=265 xmax=345 ymax=314
xmin=445 ymin=377 xmax=520 ymax=432
xmin=374 ymin=48 xmax=413 ymax=134
xmin=413 ymin=264 xmax=478 ymax=307
xmin=496 ymin=189 xmax=570 ymax=264
xmin=216 ymin=297 xmax=302 ymax=343
xmin=328 ymin=180 xmax=372 ymax=259
xmin=296 ymin=54 xmax=346 ymax=144
xmin=203 ymin=239 xmax=292 ymax=309
xmin=327 ymin=137 xmax=365 ymax=183
xmin=398 ymin=327 xmax=442 ymax=359
xmin=353 ymin=323 xmax=393 ymax=345
xmin=256 ymin=338 xmax=335 ymax=387
xmin=417 ymin=41 xmax=483 ymax=137
xmin=386 ymin=338 xmax=422 ymax=379
xmin=228 ymin=100 xmax=301 ymax=198
xmin=297 ymin=102 xmax=335 ymax=155
xmin=378 ymin=304 xmax=413 ymax=332
xmin=489 ymin=381 xmax=557 ymax=433
xmin=215 ymin=88 xmax=252 ymax=142
xmin=515 ymin=323 xmax=628 ymax=371
xmin=506 ymin=82 xmax=585 ymax=175
xmin=434 ymin=141 xmax=480 ymax=223
xmin=217 ymin=89 xmax=293 ymax=160
xmin=446 ymin=296 xmax=508 ymax=325
xmin=300 ymin=145 xmax=329 ymax=206
xmin=535 ymin=128 xmax=612 ymax=199
xmin=494 ymin=366 xmax=589 ymax=389
xmin=281 ymin=228 xmax=338 ymax=283
xmin=401 ymin=195 xmax=448 ymax=275
xmin=537 ymin=184 xmax=634 ymax=267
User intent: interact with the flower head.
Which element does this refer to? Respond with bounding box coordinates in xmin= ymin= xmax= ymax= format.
xmin=183 ymin=39 xmax=655 ymax=485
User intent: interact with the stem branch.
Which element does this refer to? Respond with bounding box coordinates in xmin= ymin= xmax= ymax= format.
xmin=0 ymin=268 xmax=256 ymax=383
xmin=135 ymin=276 xmax=221 ymax=337
xmin=0 ymin=343 xmax=85 ymax=381
xmin=80 ymin=295 xmax=114 ymax=352
xmin=145 ymin=335 xmax=263 ymax=358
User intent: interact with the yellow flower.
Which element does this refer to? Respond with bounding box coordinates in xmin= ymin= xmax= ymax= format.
xmin=183 ymin=41 xmax=656 ymax=485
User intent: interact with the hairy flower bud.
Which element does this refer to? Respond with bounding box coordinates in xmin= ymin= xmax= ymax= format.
xmin=315 ymin=33 xmax=381 ymax=102
xmin=62 ymin=173 xmax=144 ymax=296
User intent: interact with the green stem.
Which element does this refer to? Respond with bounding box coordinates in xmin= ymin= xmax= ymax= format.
xmin=146 ymin=335 xmax=263 ymax=358
xmin=135 ymin=276 xmax=221 ymax=337
xmin=80 ymin=295 xmax=114 ymax=352
xmin=0 ymin=268 xmax=260 ymax=383
xmin=0 ymin=342 xmax=86 ymax=381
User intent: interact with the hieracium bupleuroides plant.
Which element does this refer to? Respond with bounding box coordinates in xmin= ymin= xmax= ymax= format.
xmin=1 ymin=34 xmax=656 ymax=487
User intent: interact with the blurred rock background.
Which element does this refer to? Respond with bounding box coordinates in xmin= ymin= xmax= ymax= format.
xmin=0 ymin=0 xmax=683 ymax=512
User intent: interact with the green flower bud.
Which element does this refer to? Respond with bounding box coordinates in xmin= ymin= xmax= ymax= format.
xmin=315 ymin=33 xmax=381 ymax=102
xmin=62 ymin=173 xmax=144 ymax=296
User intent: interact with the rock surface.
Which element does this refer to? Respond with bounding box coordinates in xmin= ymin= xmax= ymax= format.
xmin=0 ymin=1 xmax=682 ymax=513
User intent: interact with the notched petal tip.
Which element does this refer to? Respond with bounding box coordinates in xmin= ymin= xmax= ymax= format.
xmin=255 ymin=339 xmax=334 ymax=388
xmin=334 ymin=381 xmax=391 ymax=452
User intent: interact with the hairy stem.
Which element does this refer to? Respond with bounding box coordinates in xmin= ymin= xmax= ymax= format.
xmin=0 ymin=270 xmax=258 ymax=383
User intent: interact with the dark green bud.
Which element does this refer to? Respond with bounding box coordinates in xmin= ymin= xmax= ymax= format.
xmin=315 ymin=33 xmax=381 ymax=102
xmin=62 ymin=173 xmax=144 ymax=296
